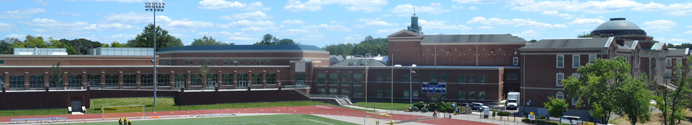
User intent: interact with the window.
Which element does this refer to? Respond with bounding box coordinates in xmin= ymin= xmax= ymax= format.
xmin=469 ymin=75 xmax=476 ymax=83
xmin=49 ymin=75 xmax=63 ymax=88
xmin=512 ymin=57 xmax=519 ymax=66
xmin=412 ymin=74 xmax=419 ymax=82
xmin=175 ymin=74 xmax=186 ymax=88
xmin=413 ymin=90 xmax=419 ymax=98
xmin=341 ymin=88 xmax=350 ymax=96
xmin=266 ymin=73 xmax=276 ymax=84
xmin=677 ymin=58 xmax=683 ymax=64
xmin=459 ymin=91 xmax=465 ymax=100
xmin=340 ymin=73 xmax=350 ymax=86
xmin=29 ymin=75 xmax=43 ymax=89
xmin=556 ymin=91 xmax=564 ymax=99
xmin=9 ymin=75 xmax=24 ymax=89
xmin=171 ymin=59 xmax=177 ymax=65
xmin=376 ymin=74 xmax=383 ymax=82
xmin=431 ymin=74 xmax=437 ymax=82
xmin=0 ymin=60 xmax=4 ymax=64
xmin=385 ymin=74 xmax=391 ymax=81
xmin=666 ymin=58 xmax=672 ymax=66
xmin=236 ymin=74 xmax=247 ymax=88
xmin=385 ymin=89 xmax=391 ymax=97
xmin=440 ymin=75 xmax=447 ymax=82
xmin=403 ymin=75 xmax=410 ymax=82
xmin=69 ymin=75 xmax=82 ymax=88
xmin=158 ymin=74 xmax=170 ymax=86
xmin=353 ymin=89 xmax=363 ymax=97
xmin=588 ymin=54 xmax=597 ymax=63
xmin=353 ymin=73 xmax=363 ymax=86
xmin=479 ymin=75 xmax=486 ymax=83
xmin=377 ymin=89 xmax=383 ymax=97
xmin=233 ymin=60 xmax=239 ymax=65
xmin=222 ymin=74 xmax=233 ymax=85
xmin=191 ymin=74 xmax=203 ymax=86
xmin=572 ymin=54 xmax=580 ymax=68
xmin=252 ymin=73 xmax=262 ymax=85
xmin=185 ymin=59 xmax=192 ymax=65
xmin=507 ymin=74 xmax=518 ymax=80
xmin=105 ymin=75 xmax=118 ymax=87
xmin=469 ymin=91 xmax=476 ymax=100
xmin=572 ymin=73 xmax=581 ymax=79
xmin=87 ymin=75 xmax=100 ymax=87
xmin=141 ymin=74 xmax=153 ymax=86
xmin=479 ymin=91 xmax=486 ymax=100
xmin=556 ymin=55 xmax=564 ymax=68
xmin=572 ymin=98 xmax=579 ymax=106
xmin=207 ymin=74 xmax=218 ymax=87
xmin=404 ymin=90 xmax=410 ymax=98
xmin=556 ymin=73 xmax=564 ymax=86
xmin=329 ymin=88 xmax=337 ymax=95
xmin=295 ymin=73 xmax=305 ymax=86
xmin=317 ymin=88 xmax=325 ymax=94
xmin=459 ymin=75 xmax=466 ymax=84
xmin=665 ymin=69 xmax=672 ymax=77
xmin=317 ymin=73 xmax=326 ymax=85
xmin=328 ymin=73 xmax=337 ymax=85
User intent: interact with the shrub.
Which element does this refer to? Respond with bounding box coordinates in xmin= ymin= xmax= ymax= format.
xmin=413 ymin=101 xmax=425 ymax=109
xmin=411 ymin=106 xmax=419 ymax=111
xmin=497 ymin=111 xmax=512 ymax=116
xmin=420 ymin=107 xmax=428 ymax=112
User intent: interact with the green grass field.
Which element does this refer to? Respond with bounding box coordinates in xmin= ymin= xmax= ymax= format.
xmin=352 ymin=102 xmax=412 ymax=111
xmin=90 ymin=97 xmax=326 ymax=114
xmin=63 ymin=114 xmax=356 ymax=125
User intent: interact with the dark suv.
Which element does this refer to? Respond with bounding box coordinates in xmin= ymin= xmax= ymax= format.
xmin=470 ymin=102 xmax=483 ymax=110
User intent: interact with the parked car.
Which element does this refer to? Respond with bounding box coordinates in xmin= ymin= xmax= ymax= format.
xmin=470 ymin=102 xmax=483 ymax=110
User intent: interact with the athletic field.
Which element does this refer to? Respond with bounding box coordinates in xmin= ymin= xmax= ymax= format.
xmin=61 ymin=114 xmax=356 ymax=125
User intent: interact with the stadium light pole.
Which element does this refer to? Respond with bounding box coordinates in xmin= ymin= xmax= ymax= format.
xmin=145 ymin=1 xmax=164 ymax=106
xmin=409 ymin=64 xmax=416 ymax=107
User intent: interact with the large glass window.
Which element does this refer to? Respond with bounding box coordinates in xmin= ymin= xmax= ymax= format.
xmin=573 ymin=55 xmax=580 ymax=68
xmin=30 ymin=75 xmax=43 ymax=89
xmin=556 ymin=73 xmax=565 ymax=86
xmin=123 ymin=74 xmax=136 ymax=87
xmin=340 ymin=73 xmax=350 ymax=86
xmin=87 ymin=75 xmax=100 ymax=87
xmin=157 ymin=74 xmax=170 ymax=86
xmin=207 ymin=74 xmax=218 ymax=87
xmin=105 ymin=75 xmax=118 ymax=87
xmin=557 ymin=55 xmax=564 ymax=68
xmin=69 ymin=75 xmax=82 ymax=88
xmin=295 ymin=73 xmax=305 ymax=86
xmin=317 ymin=73 xmax=326 ymax=85
xmin=266 ymin=73 xmax=276 ymax=84
xmin=328 ymin=73 xmax=337 ymax=85
xmin=9 ymin=75 xmax=24 ymax=89
xmin=459 ymin=75 xmax=465 ymax=84
xmin=191 ymin=74 xmax=203 ymax=86
xmin=50 ymin=75 xmax=63 ymax=88
xmin=222 ymin=74 xmax=233 ymax=85
xmin=459 ymin=91 xmax=465 ymax=100
xmin=140 ymin=74 xmax=153 ymax=86
xmin=237 ymin=74 xmax=247 ymax=88
xmin=175 ymin=74 xmax=186 ymax=88
xmin=353 ymin=73 xmax=362 ymax=86
xmin=252 ymin=73 xmax=262 ymax=85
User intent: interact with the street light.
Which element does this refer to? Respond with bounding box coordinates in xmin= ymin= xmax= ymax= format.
xmin=145 ymin=1 xmax=164 ymax=106
xmin=409 ymin=64 xmax=416 ymax=107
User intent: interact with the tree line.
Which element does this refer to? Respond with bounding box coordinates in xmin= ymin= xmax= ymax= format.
xmin=0 ymin=24 xmax=300 ymax=55
xmin=322 ymin=35 xmax=388 ymax=58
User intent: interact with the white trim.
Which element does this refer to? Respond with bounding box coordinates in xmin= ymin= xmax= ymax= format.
xmin=572 ymin=54 xmax=580 ymax=68
xmin=572 ymin=97 xmax=579 ymax=106
xmin=556 ymin=91 xmax=564 ymax=100
xmin=588 ymin=54 xmax=596 ymax=63
xmin=512 ymin=57 xmax=519 ymax=66
xmin=556 ymin=55 xmax=564 ymax=68
xmin=556 ymin=73 xmax=564 ymax=87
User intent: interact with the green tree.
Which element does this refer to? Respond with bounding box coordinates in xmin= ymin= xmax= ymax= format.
xmin=191 ymin=36 xmax=233 ymax=45
xmin=127 ymin=24 xmax=183 ymax=50
xmin=578 ymin=33 xmax=593 ymax=38
xmin=24 ymin=35 xmax=48 ymax=48
xmin=0 ymin=38 xmax=21 ymax=54
xmin=110 ymin=41 xmax=129 ymax=47
xmin=656 ymin=55 xmax=692 ymax=125
xmin=615 ymin=74 xmax=653 ymax=125
xmin=253 ymin=34 xmax=295 ymax=45
xmin=352 ymin=36 xmax=388 ymax=56
xmin=276 ymin=38 xmax=295 ymax=44
xmin=52 ymin=62 xmax=62 ymax=87
xmin=544 ymin=97 xmax=568 ymax=118
xmin=529 ymin=39 xmax=537 ymax=43
xmin=48 ymin=38 xmax=79 ymax=55
xmin=61 ymin=38 xmax=102 ymax=55
xmin=323 ymin=43 xmax=355 ymax=58
xmin=563 ymin=57 xmax=632 ymax=123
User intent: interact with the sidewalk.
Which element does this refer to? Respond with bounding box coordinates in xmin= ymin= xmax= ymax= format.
xmin=342 ymin=105 xmax=530 ymax=125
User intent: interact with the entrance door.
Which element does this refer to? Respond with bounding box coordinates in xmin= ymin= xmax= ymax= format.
xmin=71 ymin=101 xmax=81 ymax=112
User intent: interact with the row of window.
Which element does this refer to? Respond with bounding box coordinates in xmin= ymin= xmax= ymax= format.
xmin=0 ymin=73 xmax=278 ymax=89
xmin=554 ymin=91 xmax=581 ymax=106
xmin=665 ymin=58 xmax=684 ymax=67
xmin=556 ymin=54 xmax=597 ymax=68
xmin=159 ymin=59 xmax=273 ymax=66
xmin=555 ymin=73 xmax=580 ymax=86
xmin=316 ymin=73 xmax=498 ymax=85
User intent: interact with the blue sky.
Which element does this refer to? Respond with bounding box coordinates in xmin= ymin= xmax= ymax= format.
xmin=1 ymin=0 xmax=692 ymax=47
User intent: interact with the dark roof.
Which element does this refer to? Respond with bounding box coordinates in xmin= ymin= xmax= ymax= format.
xmin=330 ymin=59 xmax=386 ymax=67
xmin=520 ymin=37 xmax=613 ymax=50
xmin=591 ymin=18 xmax=646 ymax=36
xmin=421 ymin=34 xmax=526 ymax=44
xmin=157 ymin=45 xmax=326 ymax=53
xmin=666 ymin=48 xmax=690 ymax=56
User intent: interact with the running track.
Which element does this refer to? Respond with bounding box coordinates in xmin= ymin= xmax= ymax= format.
xmin=0 ymin=105 xmax=494 ymax=125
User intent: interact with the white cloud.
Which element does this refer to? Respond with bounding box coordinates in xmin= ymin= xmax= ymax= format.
xmin=82 ymin=23 xmax=134 ymax=31
xmin=282 ymin=20 xmax=305 ymax=25
xmin=102 ymin=12 xmax=172 ymax=24
xmin=419 ymin=20 xmax=472 ymax=32
xmin=21 ymin=18 xmax=88 ymax=29
xmin=509 ymin=0 xmax=692 ymax=16
xmin=304 ymin=24 xmax=351 ymax=32
xmin=166 ymin=20 xmax=214 ymax=32
xmin=198 ymin=0 xmax=270 ymax=11
xmin=452 ymin=0 xmax=513 ymax=4
xmin=343 ymin=34 xmax=363 ymax=43
xmin=392 ymin=3 xmax=451 ymax=16
xmin=643 ymin=20 xmax=677 ymax=31
xmin=29 ymin=0 xmax=48 ymax=5
xmin=568 ymin=18 xmax=606 ymax=25
xmin=468 ymin=6 xmax=478 ymax=10
xmin=478 ymin=26 xmax=495 ymax=29
xmin=222 ymin=20 xmax=277 ymax=31
xmin=66 ymin=0 xmax=144 ymax=3
xmin=103 ymin=34 xmax=136 ymax=40
xmin=280 ymin=28 xmax=311 ymax=36
xmin=55 ymin=12 xmax=81 ymax=16
xmin=220 ymin=11 xmax=271 ymax=20
xmin=5 ymin=34 xmax=25 ymax=39
xmin=357 ymin=18 xmax=398 ymax=26
xmin=687 ymin=26 xmax=692 ymax=28
xmin=284 ymin=0 xmax=387 ymax=13
xmin=541 ymin=11 xmax=573 ymax=19
xmin=451 ymin=5 xmax=464 ymax=9
xmin=514 ymin=30 xmax=539 ymax=37
xmin=0 ymin=22 xmax=15 ymax=31
xmin=467 ymin=17 xmax=567 ymax=29
xmin=685 ymin=31 xmax=692 ymax=34
xmin=376 ymin=28 xmax=403 ymax=34
xmin=199 ymin=31 xmax=255 ymax=41
xmin=0 ymin=8 xmax=45 ymax=19
xmin=32 ymin=29 xmax=46 ymax=32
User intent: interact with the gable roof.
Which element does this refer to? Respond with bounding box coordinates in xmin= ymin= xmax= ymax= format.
xmin=421 ymin=34 xmax=527 ymax=44
xmin=157 ymin=44 xmax=326 ymax=53
xmin=520 ymin=37 xmax=613 ymax=51
xmin=388 ymin=30 xmax=422 ymax=38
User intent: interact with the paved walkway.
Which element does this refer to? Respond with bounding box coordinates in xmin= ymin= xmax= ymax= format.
xmin=0 ymin=105 xmax=499 ymax=125
xmin=343 ymin=105 xmax=530 ymax=125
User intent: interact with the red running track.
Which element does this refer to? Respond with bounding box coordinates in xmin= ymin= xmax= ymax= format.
xmin=0 ymin=105 xmax=495 ymax=125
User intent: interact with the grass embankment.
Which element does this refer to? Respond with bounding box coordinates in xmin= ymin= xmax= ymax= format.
xmin=0 ymin=108 xmax=67 ymax=117
xmin=89 ymin=97 xmax=325 ymax=114
xmin=352 ymin=102 xmax=412 ymax=111
xmin=61 ymin=114 xmax=356 ymax=125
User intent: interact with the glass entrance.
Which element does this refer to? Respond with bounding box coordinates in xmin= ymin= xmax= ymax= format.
xmin=237 ymin=74 xmax=247 ymax=88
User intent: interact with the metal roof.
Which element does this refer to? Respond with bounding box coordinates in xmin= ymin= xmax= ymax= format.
xmin=157 ymin=45 xmax=326 ymax=53
xmin=520 ymin=37 xmax=612 ymax=50
xmin=594 ymin=18 xmax=643 ymax=31
xmin=421 ymin=34 xmax=526 ymax=44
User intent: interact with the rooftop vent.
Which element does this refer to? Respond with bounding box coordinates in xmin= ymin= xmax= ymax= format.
xmin=610 ymin=18 xmax=626 ymax=21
